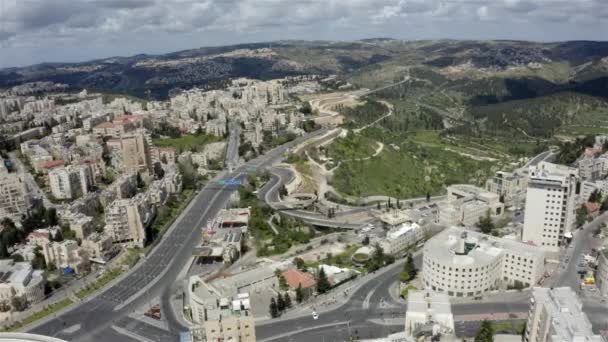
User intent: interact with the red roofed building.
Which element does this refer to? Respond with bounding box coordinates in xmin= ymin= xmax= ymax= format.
xmin=281 ymin=269 xmax=316 ymax=290
xmin=41 ymin=159 xmax=65 ymax=171
xmin=584 ymin=202 xmax=600 ymax=218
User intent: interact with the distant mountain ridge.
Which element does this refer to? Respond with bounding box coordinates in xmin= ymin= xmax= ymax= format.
xmin=2 ymin=39 xmax=608 ymax=99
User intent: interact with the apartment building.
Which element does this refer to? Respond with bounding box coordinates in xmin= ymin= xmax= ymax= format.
xmin=48 ymin=164 xmax=94 ymax=200
xmin=106 ymin=131 xmax=154 ymax=174
xmin=42 ymin=240 xmax=89 ymax=274
xmin=578 ymin=156 xmax=607 ymax=181
xmin=522 ymin=162 xmax=578 ymax=252
xmin=105 ymin=194 xmax=153 ymax=248
xmin=187 ymin=275 xmax=256 ymax=342
xmin=81 ymin=233 xmax=114 ymax=260
xmin=0 ymin=162 xmax=29 ymax=222
xmin=379 ymin=222 xmax=426 ymax=256
xmin=525 ymin=287 xmax=602 ymax=342
xmin=422 ymin=227 xmax=545 ymax=298
xmin=486 ymin=170 xmax=527 ymax=207
xmin=0 ymin=260 xmax=45 ymax=307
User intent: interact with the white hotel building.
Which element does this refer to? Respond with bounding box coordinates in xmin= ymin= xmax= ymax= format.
xmin=422 ymin=227 xmax=545 ymax=298
xmin=522 ymin=162 xmax=578 ymax=252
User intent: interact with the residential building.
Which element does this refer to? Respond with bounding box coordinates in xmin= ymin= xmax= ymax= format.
xmin=379 ymin=222 xmax=426 ymax=256
xmin=0 ymin=162 xmax=29 ymax=222
xmin=81 ymin=233 xmax=114 ymax=260
xmin=486 ymin=171 xmax=527 ymax=207
xmin=58 ymin=211 xmax=94 ymax=240
xmin=522 ymin=162 xmax=578 ymax=252
xmin=187 ymin=276 xmax=256 ymax=342
xmin=42 ymin=240 xmax=89 ymax=274
xmin=439 ymin=184 xmax=504 ymax=227
xmin=405 ymin=290 xmax=454 ymax=337
xmin=0 ymin=260 xmax=45 ymax=307
xmin=48 ymin=164 xmax=94 ymax=200
xmin=525 ymin=287 xmax=602 ymax=342
xmin=422 ymin=227 xmax=545 ymax=298
xmin=105 ymin=194 xmax=153 ymax=248
xmin=106 ymin=131 xmax=154 ymax=174
xmin=578 ymin=156 xmax=607 ymax=181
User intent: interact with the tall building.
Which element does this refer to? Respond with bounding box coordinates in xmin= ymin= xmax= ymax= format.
xmin=187 ymin=275 xmax=256 ymax=342
xmin=0 ymin=162 xmax=29 ymax=222
xmin=422 ymin=227 xmax=545 ymax=298
xmin=106 ymin=131 xmax=154 ymax=174
xmin=595 ymin=250 xmax=608 ymax=297
xmin=105 ymin=194 xmax=153 ymax=248
xmin=525 ymin=287 xmax=602 ymax=342
xmin=48 ymin=164 xmax=94 ymax=200
xmin=522 ymin=162 xmax=578 ymax=252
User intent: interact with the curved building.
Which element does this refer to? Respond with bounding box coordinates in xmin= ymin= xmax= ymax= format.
xmin=423 ymin=227 xmax=545 ymax=298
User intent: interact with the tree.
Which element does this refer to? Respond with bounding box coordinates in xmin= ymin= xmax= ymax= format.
xmin=362 ymin=236 xmax=370 ymax=246
xmin=601 ymin=197 xmax=608 ymax=213
xmin=153 ymin=162 xmax=165 ymax=179
xmin=45 ymin=207 xmax=58 ymax=226
xmin=400 ymin=254 xmax=417 ymax=282
xmin=300 ymin=102 xmax=312 ymax=114
xmin=11 ymin=296 xmax=28 ymax=312
xmin=576 ymin=206 xmax=588 ymax=227
xmin=277 ymin=294 xmax=286 ymax=312
xmin=476 ymin=210 xmax=495 ymax=234
xmin=475 ymin=320 xmax=494 ymax=342
xmin=589 ymin=189 xmax=602 ymax=203
xmin=278 ymin=275 xmax=288 ymax=291
xmin=316 ymin=267 xmax=331 ymax=294
xmin=284 ymin=292 xmax=292 ymax=309
xmin=426 ymin=191 xmax=431 ymax=202
xmin=296 ymin=284 xmax=304 ymax=303
xmin=269 ymin=297 xmax=279 ymax=318
xmin=293 ymin=257 xmax=305 ymax=270
xmin=136 ymin=172 xmax=145 ymax=189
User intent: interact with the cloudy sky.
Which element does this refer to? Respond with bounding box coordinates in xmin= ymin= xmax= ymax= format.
xmin=0 ymin=0 xmax=607 ymax=68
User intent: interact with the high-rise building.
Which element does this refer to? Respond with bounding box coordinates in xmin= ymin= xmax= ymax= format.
xmin=0 ymin=162 xmax=29 ymax=222
xmin=522 ymin=162 xmax=578 ymax=252
xmin=525 ymin=287 xmax=602 ymax=342
xmin=48 ymin=164 xmax=94 ymax=200
xmin=105 ymin=194 xmax=153 ymax=248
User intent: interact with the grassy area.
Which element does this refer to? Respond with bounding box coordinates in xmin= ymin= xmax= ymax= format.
xmin=330 ymin=132 xmax=495 ymax=198
xmin=321 ymin=244 xmax=362 ymax=268
xmin=400 ymin=284 xmax=417 ymax=299
xmin=2 ymin=298 xmax=74 ymax=332
xmin=492 ymin=320 xmax=527 ymax=334
xmin=326 ymin=134 xmax=377 ymax=160
xmin=152 ymin=133 xmax=221 ymax=152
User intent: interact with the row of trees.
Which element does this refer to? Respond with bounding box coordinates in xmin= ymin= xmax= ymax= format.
xmin=269 ymin=292 xmax=293 ymax=318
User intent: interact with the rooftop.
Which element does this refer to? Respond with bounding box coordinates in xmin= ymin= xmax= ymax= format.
xmin=281 ymin=269 xmax=316 ymax=289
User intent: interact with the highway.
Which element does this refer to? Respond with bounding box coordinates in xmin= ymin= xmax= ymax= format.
xmin=25 ymin=129 xmax=327 ymax=342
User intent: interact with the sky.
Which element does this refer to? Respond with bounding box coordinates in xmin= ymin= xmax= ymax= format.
xmin=0 ymin=0 xmax=607 ymax=68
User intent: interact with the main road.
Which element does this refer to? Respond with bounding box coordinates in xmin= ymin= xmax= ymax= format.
xmin=25 ymin=129 xmax=327 ymax=341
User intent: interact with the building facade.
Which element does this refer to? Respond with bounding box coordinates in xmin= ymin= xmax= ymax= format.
xmin=105 ymin=194 xmax=153 ymax=248
xmin=525 ymin=287 xmax=602 ymax=342
xmin=0 ymin=163 xmax=29 ymax=222
xmin=522 ymin=162 xmax=578 ymax=252
xmin=422 ymin=227 xmax=545 ymax=298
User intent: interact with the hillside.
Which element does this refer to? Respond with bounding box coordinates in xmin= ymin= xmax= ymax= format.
xmin=2 ymin=40 xmax=608 ymax=101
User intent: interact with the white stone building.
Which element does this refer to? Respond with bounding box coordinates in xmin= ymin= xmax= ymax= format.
xmin=485 ymin=170 xmax=527 ymax=207
xmin=379 ymin=222 xmax=426 ymax=256
xmin=525 ymin=287 xmax=602 ymax=342
xmin=42 ymin=240 xmax=89 ymax=274
xmin=405 ymin=290 xmax=454 ymax=337
xmin=522 ymin=162 xmax=578 ymax=252
xmin=48 ymin=164 xmax=94 ymax=200
xmin=439 ymin=184 xmax=504 ymax=227
xmin=422 ymin=227 xmax=545 ymax=298
xmin=0 ymin=162 xmax=29 ymax=222
xmin=105 ymin=194 xmax=154 ymax=248
xmin=0 ymin=260 xmax=45 ymax=307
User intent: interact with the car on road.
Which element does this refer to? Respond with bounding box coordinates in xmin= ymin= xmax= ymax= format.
xmin=312 ymin=311 xmax=319 ymax=320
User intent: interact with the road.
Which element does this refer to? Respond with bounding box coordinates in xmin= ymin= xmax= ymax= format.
xmin=225 ymin=121 xmax=241 ymax=171
xmin=25 ymin=129 xmax=328 ymax=342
